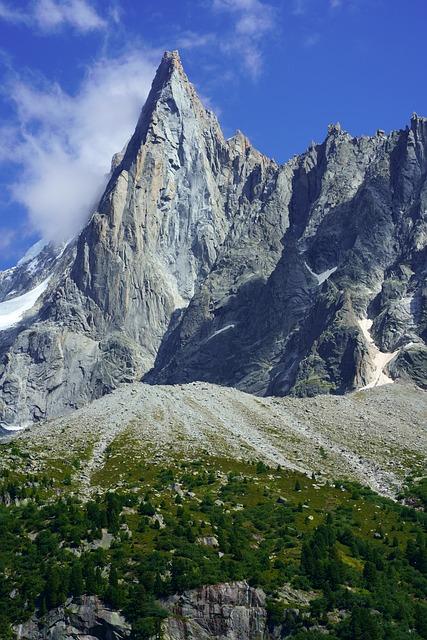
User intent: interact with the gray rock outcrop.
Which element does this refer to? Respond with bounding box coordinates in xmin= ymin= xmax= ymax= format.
xmin=151 ymin=114 xmax=427 ymax=397
xmin=0 ymin=52 xmax=426 ymax=426
xmin=14 ymin=582 xmax=317 ymax=640
xmin=15 ymin=596 xmax=131 ymax=640
xmin=161 ymin=580 xmax=318 ymax=639
xmin=162 ymin=581 xmax=267 ymax=639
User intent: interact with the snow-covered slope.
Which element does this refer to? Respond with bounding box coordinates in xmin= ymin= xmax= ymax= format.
xmin=0 ymin=277 xmax=51 ymax=331
xmin=16 ymin=239 xmax=47 ymax=268
xmin=358 ymin=318 xmax=398 ymax=389
xmin=0 ymin=240 xmax=63 ymax=305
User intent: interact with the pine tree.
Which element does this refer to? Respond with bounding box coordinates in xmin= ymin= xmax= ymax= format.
xmin=39 ymin=596 xmax=47 ymax=618
xmin=363 ymin=561 xmax=378 ymax=589
xmin=69 ymin=560 xmax=84 ymax=598
xmin=105 ymin=564 xmax=124 ymax=609
xmin=0 ymin=618 xmax=14 ymax=640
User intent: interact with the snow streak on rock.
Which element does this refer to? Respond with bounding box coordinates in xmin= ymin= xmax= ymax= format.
xmin=358 ymin=318 xmax=398 ymax=389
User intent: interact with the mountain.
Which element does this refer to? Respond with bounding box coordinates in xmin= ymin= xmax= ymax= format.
xmin=0 ymin=50 xmax=426 ymax=428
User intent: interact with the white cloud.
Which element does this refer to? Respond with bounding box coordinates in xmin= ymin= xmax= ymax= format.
xmin=0 ymin=0 xmax=106 ymax=33
xmin=212 ymin=0 xmax=275 ymax=78
xmin=108 ymin=3 xmax=122 ymax=25
xmin=330 ymin=0 xmax=342 ymax=7
xmin=1 ymin=51 xmax=157 ymax=243
xmin=0 ymin=1 xmax=28 ymax=24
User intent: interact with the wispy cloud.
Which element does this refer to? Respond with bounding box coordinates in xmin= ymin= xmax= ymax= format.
xmin=176 ymin=31 xmax=216 ymax=50
xmin=108 ymin=2 xmax=122 ymax=25
xmin=170 ymin=1 xmax=276 ymax=79
xmin=211 ymin=0 xmax=276 ymax=78
xmin=292 ymin=0 xmax=346 ymax=16
xmin=0 ymin=1 xmax=27 ymax=24
xmin=292 ymin=0 xmax=308 ymax=15
xmin=0 ymin=0 xmax=106 ymax=33
xmin=0 ymin=50 xmax=157 ymax=243
xmin=0 ymin=228 xmax=18 ymax=253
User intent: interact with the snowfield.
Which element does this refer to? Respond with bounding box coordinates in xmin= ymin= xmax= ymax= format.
xmin=358 ymin=318 xmax=398 ymax=388
xmin=17 ymin=239 xmax=47 ymax=267
xmin=205 ymin=324 xmax=236 ymax=342
xmin=0 ymin=424 xmax=26 ymax=432
xmin=0 ymin=278 xmax=50 ymax=331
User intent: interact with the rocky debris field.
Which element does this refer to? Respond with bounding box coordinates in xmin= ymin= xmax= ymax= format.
xmin=9 ymin=381 xmax=426 ymax=498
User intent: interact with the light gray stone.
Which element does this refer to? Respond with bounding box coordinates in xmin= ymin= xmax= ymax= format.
xmin=15 ymin=596 xmax=131 ymax=640
xmin=162 ymin=581 xmax=267 ymax=640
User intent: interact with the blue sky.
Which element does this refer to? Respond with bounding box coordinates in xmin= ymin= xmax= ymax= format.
xmin=0 ymin=0 xmax=426 ymax=270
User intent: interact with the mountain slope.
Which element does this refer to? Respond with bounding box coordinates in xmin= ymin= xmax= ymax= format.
xmin=2 ymin=392 xmax=426 ymax=640
xmin=151 ymin=119 xmax=427 ymax=396
xmin=10 ymin=381 xmax=426 ymax=498
xmin=0 ymin=51 xmax=426 ymax=427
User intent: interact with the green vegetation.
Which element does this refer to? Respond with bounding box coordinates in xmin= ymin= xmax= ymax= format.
xmin=0 ymin=440 xmax=426 ymax=639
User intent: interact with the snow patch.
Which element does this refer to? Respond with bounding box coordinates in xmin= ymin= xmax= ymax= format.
xmin=205 ymin=324 xmax=235 ymax=342
xmin=0 ymin=277 xmax=51 ymax=331
xmin=358 ymin=318 xmax=398 ymax=389
xmin=17 ymin=239 xmax=47 ymax=266
xmin=305 ymin=262 xmax=337 ymax=285
xmin=56 ymin=236 xmax=74 ymax=260
xmin=0 ymin=424 xmax=25 ymax=432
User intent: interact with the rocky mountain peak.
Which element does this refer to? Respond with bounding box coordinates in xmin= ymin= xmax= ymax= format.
xmin=161 ymin=49 xmax=184 ymax=72
xmin=327 ymin=121 xmax=343 ymax=135
xmin=411 ymin=111 xmax=427 ymax=128
xmin=101 ymin=51 xmax=220 ymax=196
xmin=142 ymin=49 xmax=188 ymax=109
xmin=0 ymin=53 xmax=426 ymax=428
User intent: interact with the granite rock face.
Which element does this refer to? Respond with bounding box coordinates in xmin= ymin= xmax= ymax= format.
xmin=15 ymin=596 xmax=131 ymax=640
xmin=162 ymin=581 xmax=268 ymax=639
xmin=0 ymin=51 xmax=426 ymax=426
xmin=152 ymin=116 xmax=427 ymax=397
xmin=15 ymin=582 xmax=314 ymax=640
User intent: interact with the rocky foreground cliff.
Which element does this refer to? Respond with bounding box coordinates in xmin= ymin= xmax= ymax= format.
xmin=15 ymin=582 xmax=309 ymax=640
xmin=0 ymin=50 xmax=426 ymax=426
